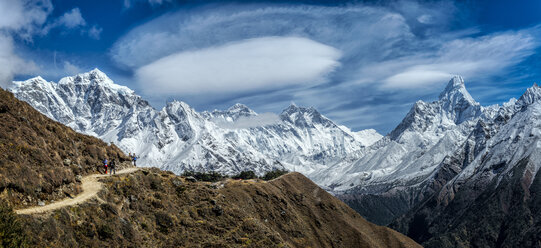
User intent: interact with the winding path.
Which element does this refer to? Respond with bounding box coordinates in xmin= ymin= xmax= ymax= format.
xmin=16 ymin=167 xmax=140 ymax=215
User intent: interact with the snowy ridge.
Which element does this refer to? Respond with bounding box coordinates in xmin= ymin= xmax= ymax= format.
xmin=313 ymin=76 xmax=484 ymax=192
xmin=10 ymin=69 xmax=382 ymax=177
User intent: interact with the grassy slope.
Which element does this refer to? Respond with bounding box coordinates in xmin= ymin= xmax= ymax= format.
xmin=0 ymin=88 xmax=129 ymax=208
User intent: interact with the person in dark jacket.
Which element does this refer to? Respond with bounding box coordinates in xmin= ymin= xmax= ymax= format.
xmin=110 ymin=159 xmax=116 ymax=175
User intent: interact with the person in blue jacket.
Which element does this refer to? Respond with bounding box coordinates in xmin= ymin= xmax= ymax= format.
xmin=132 ymin=154 xmax=137 ymax=167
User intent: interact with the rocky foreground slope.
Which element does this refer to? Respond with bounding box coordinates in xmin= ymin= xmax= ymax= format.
xmin=0 ymin=88 xmax=128 ymax=209
xmin=17 ymin=169 xmax=420 ymax=247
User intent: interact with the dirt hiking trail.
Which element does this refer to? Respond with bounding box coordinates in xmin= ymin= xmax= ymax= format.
xmin=16 ymin=167 xmax=139 ymax=215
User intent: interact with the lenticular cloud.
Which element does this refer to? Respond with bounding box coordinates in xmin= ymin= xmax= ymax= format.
xmin=135 ymin=36 xmax=341 ymax=96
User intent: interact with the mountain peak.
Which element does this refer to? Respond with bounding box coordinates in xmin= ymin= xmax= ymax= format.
xmin=10 ymin=76 xmax=51 ymax=94
xmin=80 ymin=68 xmax=110 ymax=82
xmin=17 ymin=76 xmax=47 ymax=85
xmin=28 ymin=76 xmax=47 ymax=82
xmin=282 ymin=103 xmax=301 ymax=114
xmin=438 ymin=76 xmax=475 ymax=103
xmin=58 ymin=69 xmax=134 ymax=94
xmin=437 ymin=76 xmax=481 ymax=124
xmin=226 ymin=103 xmax=256 ymax=117
xmin=87 ymin=68 xmax=108 ymax=79
xmin=227 ymin=103 xmax=252 ymax=112
xmin=517 ymin=83 xmax=541 ymax=107
xmin=280 ymin=104 xmax=333 ymax=127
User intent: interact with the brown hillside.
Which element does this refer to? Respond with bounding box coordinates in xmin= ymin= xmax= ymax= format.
xmin=20 ymin=168 xmax=420 ymax=247
xmin=222 ymin=172 xmax=421 ymax=248
xmin=0 ymin=88 xmax=129 ymax=209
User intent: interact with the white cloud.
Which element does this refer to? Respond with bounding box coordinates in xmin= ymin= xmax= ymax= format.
xmin=213 ymin=113 xmax=281 ymax=129
xmin=417 ymin=14 xmax=434 ymax=24
xmin=383 ymin=69 xmax=451 ymax=88
xmin=0 ymin=0 xmax=51 ymax=87
xmin=88 ymin=25 xmax=102 ymax=40
xmin=57 ymin=8 xmax=86 ymax=28
xmin=135 ymin=36 xmax=341 ymax=96
xmin=63 ymin=61 xmax=81 ymax=75
xmin=0 ymin=0 xmax=53 ymax=40
xmin=42 ymin=8 xmax=86 ymax=34
xmin=0 ymin=35 xmax=38 ymax=88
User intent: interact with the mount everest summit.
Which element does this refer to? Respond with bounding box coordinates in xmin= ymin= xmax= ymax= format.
xmin=9 ymin=69 xmax=381 ymax=177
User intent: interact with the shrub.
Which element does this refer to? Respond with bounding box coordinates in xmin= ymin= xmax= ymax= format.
xmin=0 ymin=203 xmax=28 ymax=248
xmin=232 ymin=171 xmax=257 ymax=180
xmin=181 ymin=171 xmax=226 ymax=182
xmin=155 ymin=212 xmax=174 ymax=234
xmin=97 ymin=224 xmax=114 ymax=239
xmin=261 ymin=169 xmax=289 ymax=181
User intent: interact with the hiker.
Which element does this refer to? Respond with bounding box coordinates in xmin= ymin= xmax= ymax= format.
xmin=132 ymin=154 xmax=137 ymax=167
xmin=110 ymin=159 xmax=117 ymax=175
xmin=103 ymin=158 xmax=108 ymax=174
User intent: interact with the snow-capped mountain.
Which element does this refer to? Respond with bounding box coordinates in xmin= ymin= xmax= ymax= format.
xmin=312 ymin=76 xmax=483 ymax=192
xmin=308 ymin=75 xmax=541 ymax=246
xmin=9 ymin=69 xmax=382 ymax=176
xmin=386 ymin=83 xmax=541 ymax=247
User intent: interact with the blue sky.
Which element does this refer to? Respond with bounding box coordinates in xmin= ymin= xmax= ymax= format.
xmin=2 ymin=0 xmax=541 ymax=134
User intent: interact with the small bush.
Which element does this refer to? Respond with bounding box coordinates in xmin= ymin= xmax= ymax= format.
xmin=97 ymin=224 xmax=114 ymax=239
xmin=261 ymin=169 xmax=289 ymax=181
xmin=155 ymin=212 xmax=174 ymax=234
xmin=0 ymin=203 xmax=28 ymax=247
xmin=182 ymin=171 xmax=226 ymax=182
xmin=232 ymin=171 xmax=257 ymax=180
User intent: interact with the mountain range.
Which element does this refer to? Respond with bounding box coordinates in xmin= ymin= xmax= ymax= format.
xmin=10 ymin=69 xmax=541 ymax=247
xmin=10 ymin=69 xmax=381 ymax=178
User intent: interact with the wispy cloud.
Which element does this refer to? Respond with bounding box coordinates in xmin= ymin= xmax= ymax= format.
xmin=123 ymin=0 xmax=172 ymax=9
xmin=370 ymin=29 xmax=538 ymax=89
